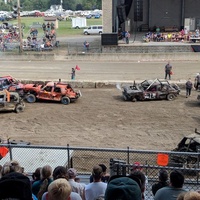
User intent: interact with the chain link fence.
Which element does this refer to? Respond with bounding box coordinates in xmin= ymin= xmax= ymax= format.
xmin=0 ymin=144 xmax=199 ymax=199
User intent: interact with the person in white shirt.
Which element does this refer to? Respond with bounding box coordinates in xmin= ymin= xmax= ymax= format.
xmin=84 ymin=165 xmax=107 ymax=200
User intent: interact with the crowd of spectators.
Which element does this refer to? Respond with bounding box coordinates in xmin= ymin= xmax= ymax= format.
xmin=142 ymin=27 xmax=200 ymax=43
xmin=23 ymin=22 xmax=56 ymax=51
xmin=0 ymin=160 xmax=199 ymax=200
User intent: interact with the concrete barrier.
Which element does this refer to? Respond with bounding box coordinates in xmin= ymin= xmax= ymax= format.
xmin=20 ymin=80 xmax=187 ymax=89
xmin=1 ymin=52 xmax=200 ymax=61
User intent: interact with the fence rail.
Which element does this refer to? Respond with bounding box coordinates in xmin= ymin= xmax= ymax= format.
xmin=0 ymin=144 xmax=199 ymax=199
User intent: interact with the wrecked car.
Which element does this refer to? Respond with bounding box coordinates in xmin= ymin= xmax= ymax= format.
xmin=23 ymin=81 xmax=81 ymax=105
xmin=0 ymin=75 xmax=24 ymax=96
xmin=0 ymin=90 xmax=25 ymax=113
xmin=119 ymin=79 xmax=180 ymax=102
xmin=170 ymin=129 xmax=200 ymax=167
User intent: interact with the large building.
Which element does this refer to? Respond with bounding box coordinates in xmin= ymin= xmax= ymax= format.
xmin=102 ymin=0 xmax=200 ymax=33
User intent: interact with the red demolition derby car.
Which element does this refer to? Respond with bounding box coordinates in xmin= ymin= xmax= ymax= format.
xmin=23 ymin=81 xmax=81 ymax=105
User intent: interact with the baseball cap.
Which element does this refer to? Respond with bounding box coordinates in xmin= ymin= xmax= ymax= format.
xmin=132 ymin=162 xmax=143 ymax=171
xmin=105 ymin=176 xmax=142 ymax=200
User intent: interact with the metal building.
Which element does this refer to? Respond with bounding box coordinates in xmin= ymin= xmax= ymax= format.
xmin=102 ymin=0 xmax=200 ymax=33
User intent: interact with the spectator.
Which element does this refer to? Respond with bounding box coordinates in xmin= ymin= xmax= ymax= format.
xmin=1 ymin=160 xmax=23 ymax=176
xmin=32 ymin=167 xmax=42 ymax=185
xmin=152 ymin=169 xmax=169 ymax=196
xmin=84 ymin=165 xmax=107 ymax=200
xmin=42 ymin=23 xmax=46 ymax=32
xmin=0 ymin=172 xmax=33 ymax=200
xmin=185 ymin=78 xmax=193 ymax=98
xmin=184 ymin=191 xmax=200 ymax=200
xmin=125 ymin=31 xmax=130 ymax=44
xmin=195 ymin=73 xmax=200 ymax=90
xmin=154 ymin=170 xmax=187 ymax=200
xmin=67 ymin=168 xmax=85 ymax=199
xmin=104 ymin=176 xmax=142 ymax=200
xmin=47 ymin=178 xmax=71 ymax=200
xmin=42 ymin=166 xmax=82 ymax=200
xmin=90 ymin=164 xmax=110 ymax=183
xmin=130 ymin=170 xmax=146 ymax=200
xmin=32 ymin=165 xmax=53 ymax=200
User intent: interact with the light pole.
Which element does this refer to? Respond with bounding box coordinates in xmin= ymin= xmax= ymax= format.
xmin=17 ymin=0 xmax=23 ymax=53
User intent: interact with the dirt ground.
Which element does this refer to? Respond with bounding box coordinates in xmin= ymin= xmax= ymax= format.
xmin=0 ymin=88 xmax=199 ymax=151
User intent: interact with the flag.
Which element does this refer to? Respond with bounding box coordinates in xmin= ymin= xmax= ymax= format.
xmin=75 ymin=65 xmax=80 ymax=70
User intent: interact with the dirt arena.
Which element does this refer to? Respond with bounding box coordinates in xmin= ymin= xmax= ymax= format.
xmin=0 ymin=88 xmax=199 ymax=151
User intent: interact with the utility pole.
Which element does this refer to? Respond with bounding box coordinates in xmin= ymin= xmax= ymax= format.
xmin=17 ymin=0 xmax=23 ymax=53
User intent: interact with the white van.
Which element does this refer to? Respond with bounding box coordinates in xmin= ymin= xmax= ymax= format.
xmin=83 ymin=25 xmax=103 ymax=35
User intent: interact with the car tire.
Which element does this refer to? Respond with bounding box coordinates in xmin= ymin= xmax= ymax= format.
xmin=61 ymin=96 xmax=70 ymax=105
xmin=123 ymin=94 xmax=128 ymax=101
xmin=99 ymin=31 xmax=102 ymax=35
xmin=132 ymin=97 xmax=137 ymax=102
xmin=26 ymin=94 xmax=36 ymax=103
xmin=15 ymin=104 xmax=24 ymax=113
xmin=84 ymin=31 xmax=88 ymax=35
xmin=167 ymin=93 xmax=175 ymax=101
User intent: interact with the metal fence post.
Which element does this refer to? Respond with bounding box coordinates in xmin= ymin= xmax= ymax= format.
xmin=8 ymin=145 xmax=13 ymax=161
xmin=67 ymin=144 xmax=71 ymax=169
xmin=127 ymin=146 xmax=130 ymax=174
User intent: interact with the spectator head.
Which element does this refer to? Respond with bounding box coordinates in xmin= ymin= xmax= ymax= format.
xmin=67 ymin=168 xmax=77 ymax=179
xmin=41 ymin=165 xmax=52 ymax=179
xmin=92 ymin=165 xmax=103 ymax=181
xmin=1 ymin=160 xmax=22 ymax=176
xmin=170 ymin=170 xmax=184 ymax=188
xmin=184 ymin=191 xmax=200 ymax=200
xmin=99 ymin=164 xmax=107 ymax=174
xmin=32 ymin=167 xmax=42 ymax=181
xmin=48 ymin=178 xmax=71 ymax=200
xmin=177 ymin=192 xmax=186 ymax=200
xmin=53 ymin=166 xmax=68 ymax=180
xmin=105 ymin=176 xmax=142 ymax=200
xmin=130 ymin=170 xmax=146 ymax=192
xmin=159 ymin=169 xmax=168 ymax=182
xmin=0 ymin=172 xmax=32 ymax=200
xmin=131 ymin=162 xmax=143 ymax=171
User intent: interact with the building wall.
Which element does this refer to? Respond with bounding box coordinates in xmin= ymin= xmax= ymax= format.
xmin=102 ymin=0 xmax=200 ymax=33
xmin=149 ymin=0 xmax=182 ymax=28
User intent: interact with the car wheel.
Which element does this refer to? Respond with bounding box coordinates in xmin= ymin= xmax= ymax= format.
xmin=132 ymin=97 xmax=137 ymax=102
xmin=123 ymin=94 xmax=128 ymax=101
xmin=84 ymin=31 xmax=88 ymax=35
xmin=26 ymin=94 xmax=36 ymax=103
xmin=167 ymin=93 xmax=175 ymax=101
xmin=15 ymin=104 xmax=24 ymax=113
xmin=61 ymin=96 xmax=70 ymax=105
xmin=99 ymin=31 xmax=102 ymax=35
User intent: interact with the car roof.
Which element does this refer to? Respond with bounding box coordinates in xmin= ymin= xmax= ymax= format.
xmin=185 ymin=133 xmax=200 ymax=143
xmin=46 ymin=81 xmax=68 ymax=88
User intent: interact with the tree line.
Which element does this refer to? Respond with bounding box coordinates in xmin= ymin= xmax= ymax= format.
xmin=0 ymin=0 xmax=102 ymax=12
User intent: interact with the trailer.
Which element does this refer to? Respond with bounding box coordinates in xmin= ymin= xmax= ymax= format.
xmin=72 ymin=17 xmax=87 ymax=29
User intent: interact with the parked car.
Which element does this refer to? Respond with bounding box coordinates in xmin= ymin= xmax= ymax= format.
xmin=86 ymin=14 xmax=92 ymax=19
xmin=94 ymin=14 xmax=100 ymax=19
xmin=0 ymin=76 xmax=24 ymax=96
xmin=0 ymin=90 xmax=25 ymax=113
xmin=119 ymin=79 xmax=180 ymax=102
xmin=23 ymin=81 xmax=81 ymax=105
xmin=83 ymin=25 xmax=103 ymax=35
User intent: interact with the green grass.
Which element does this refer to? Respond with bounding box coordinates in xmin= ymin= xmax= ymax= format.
xmin=11 ymin=17 xmax=102 ymax=37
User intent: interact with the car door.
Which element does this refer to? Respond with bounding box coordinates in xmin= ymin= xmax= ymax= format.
xmin=52 ymin=87 xmax=62 ymax=101
xmin=144 ymin=85 xmax=157 ymax=100
xmin=37 ymin=86 xmax=53 ymax=100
